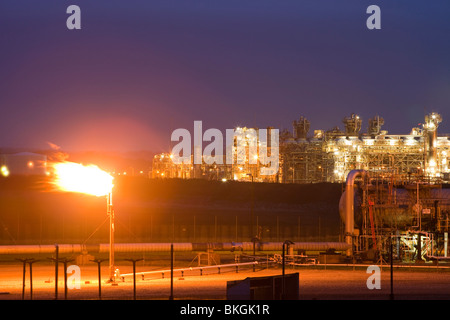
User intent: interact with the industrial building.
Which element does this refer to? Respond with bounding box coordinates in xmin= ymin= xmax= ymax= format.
xmin=150 ymin=113 xmax=450 ymax=262
xmin=282 ymin=112 xmax=450 ymax=263
xmin=281 ymin=112 xmax=449 ymax=184
xmin=152 ymin=126 xmax=278 ymax=183
xmin=152 ymin=112 xmax=450 ymax=184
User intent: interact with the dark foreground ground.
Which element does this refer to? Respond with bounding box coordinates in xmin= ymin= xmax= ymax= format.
xmin=1 ymin=262 xmax=450 ymax=301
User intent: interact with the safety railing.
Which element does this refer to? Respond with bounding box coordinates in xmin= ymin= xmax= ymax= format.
xmin=119 ymin=261 xmax=259 ymax=281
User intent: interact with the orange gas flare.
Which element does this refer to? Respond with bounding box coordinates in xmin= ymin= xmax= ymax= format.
xmin=51 ymin=161 xmax=114 ymax=197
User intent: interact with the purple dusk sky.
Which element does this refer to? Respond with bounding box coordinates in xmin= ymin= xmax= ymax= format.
xmin=1 ymin=0 xmax=449 ymax=152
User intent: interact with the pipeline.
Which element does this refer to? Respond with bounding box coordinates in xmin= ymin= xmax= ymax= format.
xmin=0 ymin=242 xmax=350 ymax=255
xmin=344 ymin=169 xmax=367 ymax=257
xmin=0 ymin=244 xmax=82 ymax=255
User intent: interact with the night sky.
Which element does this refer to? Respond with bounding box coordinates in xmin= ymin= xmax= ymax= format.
xmin=1 ymin=1 xmax=450 ymax=153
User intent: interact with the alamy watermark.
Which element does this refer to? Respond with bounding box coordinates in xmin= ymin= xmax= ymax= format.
xmin=67 ymin=265 xmax=82 ymax=289
xmin=65 ymin=5 xmax=381 ymax=31
xmin=170 ymin=121 xmax=279 ymax=176
xmin=366 ymin=265 xmax=381 ymax=290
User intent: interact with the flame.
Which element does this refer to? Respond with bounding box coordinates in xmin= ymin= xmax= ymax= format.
xmin=51 ymin=161 xmax=114 ymax=197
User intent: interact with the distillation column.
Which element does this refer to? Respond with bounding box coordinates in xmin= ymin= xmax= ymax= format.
xmin=423 ymin=112 xmax=441 ymax=177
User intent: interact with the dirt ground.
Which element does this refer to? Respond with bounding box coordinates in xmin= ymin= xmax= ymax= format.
xmin=1 ymin=262 xmax=450 ymax=301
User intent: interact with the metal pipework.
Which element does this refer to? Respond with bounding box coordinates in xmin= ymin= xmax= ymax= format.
xmin=98 ymin=242 xmax=351 ymax=253
xmin=344 ymin=169 xmax=367 ymax=257
xmin=0 ymin=242 xmax=350 ymax=255
xmin=0 ymin=244 xmax=82 ymax=255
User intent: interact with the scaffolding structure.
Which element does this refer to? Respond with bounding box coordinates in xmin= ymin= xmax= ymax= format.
xmin=345 ymin=169 xmax=450 ymax=262
xmin=281 ymin=112 xmax=450 ymax=184
xmin=152 ymin=126 xmax=278 ymax=182
xmin=152 ymin=112 xmax=450 ymax=185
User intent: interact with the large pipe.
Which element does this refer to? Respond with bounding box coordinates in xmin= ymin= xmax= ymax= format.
xmin=344 ymin=169 xmax=367 ymax=257
xmin=0 ymin=244 xmax=82 ymax=255
xmin=258 ymin=242 xmax=350 ymax=252
xmin=0 ymin=242 xmax=350 ymax=255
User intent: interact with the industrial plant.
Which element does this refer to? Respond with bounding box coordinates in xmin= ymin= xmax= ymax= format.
xmin=0 ymin=113 xmax=449 ymax=301
xmin=152 ymin=112 xmax=450 ymax=184
xmin=151 ymin=112 xmax=450 ymax=263
xmin=1 ymin=113 xmax=449 ymax=264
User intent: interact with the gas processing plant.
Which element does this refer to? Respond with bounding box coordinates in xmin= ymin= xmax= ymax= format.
xmin=153 ymin=112 xmax=450 ymax=262
xmin=153 ymin=112 xmax=450 ymax=184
